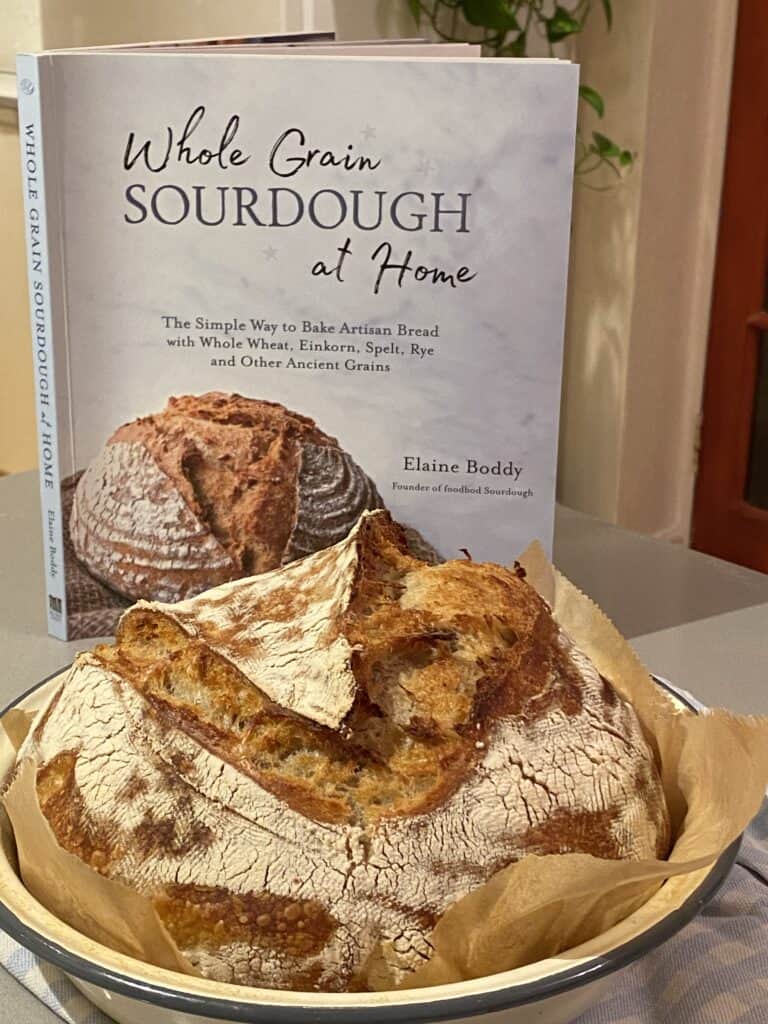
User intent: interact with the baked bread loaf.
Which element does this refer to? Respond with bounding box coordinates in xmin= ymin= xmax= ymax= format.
xmin=69 ymin=392 xmax=384 ymax=602
xmin=61 ymin=473 xmax=131 ymax=639
xmin=17 ymin=511 xmax=670 ymax=991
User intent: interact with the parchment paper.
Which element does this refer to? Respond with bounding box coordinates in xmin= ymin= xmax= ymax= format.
xmin=386 ymin=544 xmax=768 ymax=989
xmin=2 ymin=545 xmax=767 ymax=992
xmin=1 ymin=705 xmax=195 ymax=976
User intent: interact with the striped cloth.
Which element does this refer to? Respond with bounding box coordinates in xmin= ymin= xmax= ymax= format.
xmin=0 ymin=932 xmax=111 ymax=1023
xmin=577 ymin=802 xmax=768 ymax=1024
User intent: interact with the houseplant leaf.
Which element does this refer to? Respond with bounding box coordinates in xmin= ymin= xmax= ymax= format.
xmin=505 ymin=30 xmax=528 ymax=57
xmin=592 ymin=131 xmax=622 ymax=158
xmin=579 ymin=85 xmax=605 ymax=118
xmin=546 ymin=6 xmax=582 ymax=43
xmin=462 ymin=0 xmax=520 ymax=32
xmin=407 ymin=0 xmax=422 ymax=22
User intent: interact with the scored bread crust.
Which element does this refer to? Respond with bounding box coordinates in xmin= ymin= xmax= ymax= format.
xmin=69 ymin=392 xmax=383 ymax=602
xmin=19 ymin=512 xmax=671 ymax=992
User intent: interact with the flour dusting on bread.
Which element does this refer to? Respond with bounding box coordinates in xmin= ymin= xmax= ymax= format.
xmin=18 ymin=510 xmax=670 ymax=991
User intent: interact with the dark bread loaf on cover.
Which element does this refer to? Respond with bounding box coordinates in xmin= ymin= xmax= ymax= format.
xmin=69 ymin=392 xmax=383 ymax=602
xmin=19 ymin=511 xmax=670 ymax=991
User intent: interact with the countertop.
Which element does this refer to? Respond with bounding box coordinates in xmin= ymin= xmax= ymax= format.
xmin=1 ymin=469 xmax=767 ymax=1022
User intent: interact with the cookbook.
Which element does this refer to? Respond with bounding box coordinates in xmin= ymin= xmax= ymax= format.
xmin=17 ymin=35 xmax=578 ymax=639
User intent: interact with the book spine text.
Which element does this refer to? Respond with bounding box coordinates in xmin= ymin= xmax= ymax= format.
xmin=16 ymin=55 xmax=68 ymax=639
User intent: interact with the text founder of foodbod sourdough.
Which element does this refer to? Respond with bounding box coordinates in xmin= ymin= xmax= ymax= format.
xmin=121 ymin=107 xmax=477 ymax=295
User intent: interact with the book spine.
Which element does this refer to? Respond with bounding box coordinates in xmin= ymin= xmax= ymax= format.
xmin=16 ymin=55 xmax=68 ymax=640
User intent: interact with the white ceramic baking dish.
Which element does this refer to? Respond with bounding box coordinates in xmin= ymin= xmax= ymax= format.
xmin=0 ymin=672 xmax=739 ymax=1024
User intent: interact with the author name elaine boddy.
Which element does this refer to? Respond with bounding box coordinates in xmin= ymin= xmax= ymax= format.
xmin=403 ymin=456 xmax=524 ymax=480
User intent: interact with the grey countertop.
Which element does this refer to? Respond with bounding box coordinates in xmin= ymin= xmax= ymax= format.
xmin=1 ymin=469 xmax=767 ymax=1022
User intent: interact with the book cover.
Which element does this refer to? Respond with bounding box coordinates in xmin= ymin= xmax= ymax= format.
xmin=17 ymin=47 xmax=578 ymax=640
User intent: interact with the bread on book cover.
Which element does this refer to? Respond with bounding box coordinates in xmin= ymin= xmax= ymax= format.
xmin=13 ymin=511 xmax=670 ymax=991
xmin=69 ymin=391 xmax=391 ymax=602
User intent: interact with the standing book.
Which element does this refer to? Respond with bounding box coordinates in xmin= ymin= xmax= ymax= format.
xmin=17 ymin=37 xmax=578 ymax=640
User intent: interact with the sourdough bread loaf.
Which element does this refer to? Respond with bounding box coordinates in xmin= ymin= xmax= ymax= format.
xmin=61 ymin=473 xmax=131 ymax=639
xmin=69 ymin=392 xmax=384 ymax=602
xmin=17 ymin=511 xmax=670 ymax=992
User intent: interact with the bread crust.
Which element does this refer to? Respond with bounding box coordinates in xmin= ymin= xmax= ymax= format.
xmin=22 ymin=511 xmax=671 ymax=991
xmin=70 ymin=392 xmax=383 ymax=601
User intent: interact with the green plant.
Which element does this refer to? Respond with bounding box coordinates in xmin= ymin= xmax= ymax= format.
xmin=407 ymin=0 xmax=635 ymax=186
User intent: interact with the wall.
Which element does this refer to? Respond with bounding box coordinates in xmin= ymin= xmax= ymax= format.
xmin=37 ymin=0 xmax=285 ymax=48
xmin=0 ymin=4 xmax=41 ymax=473
xmin=616 ymin=1 xmax=738 ymax=540
xmin=562 ymin=0 xmax=738 ymax=540
xmin=332 ymin=0 xmax=415 ymax=39
xmin=0 ymin=0 xmax=40 ymax=70
xmin=559 ymin=1 xmax=656 ymax=523
xmin=0 ymin=102 xmax=36 ymax=474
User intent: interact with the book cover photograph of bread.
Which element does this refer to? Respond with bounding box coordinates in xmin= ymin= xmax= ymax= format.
xmin=64 ymin=390 xmax=435 ymax=636
xmin=17 ymin=41 xmax=579 ymax=639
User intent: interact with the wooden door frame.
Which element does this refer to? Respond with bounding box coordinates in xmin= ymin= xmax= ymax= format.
xmin=692 ymin=0 xmax=768 ymax=570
